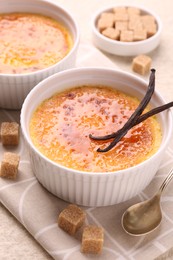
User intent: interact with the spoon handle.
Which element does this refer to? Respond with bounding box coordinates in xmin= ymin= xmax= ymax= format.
xmin=159 ymin=168 xmax=173 ymax=194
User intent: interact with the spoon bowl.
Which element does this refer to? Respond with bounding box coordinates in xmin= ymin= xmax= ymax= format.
xmin=122 ymin=194 xmax=162 ymax=235
xmin=122 ymin=168 xmax=173 ymax=235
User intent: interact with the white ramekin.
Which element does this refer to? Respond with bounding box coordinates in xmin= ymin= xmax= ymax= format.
xmin=91 ymin=4 xmax=162 ymax=56
xmin=0 ymin=0 xmax=79 ymax=109
xmin=21 ymin=68 xmax=172 ymax=207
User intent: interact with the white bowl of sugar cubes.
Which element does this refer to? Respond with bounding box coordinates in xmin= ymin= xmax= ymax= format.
xmin=91 ymin=5 xmax=162 ymax=56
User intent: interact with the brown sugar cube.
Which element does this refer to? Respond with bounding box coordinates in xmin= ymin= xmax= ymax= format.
xmin=115 ymin=21 xmax=128 ymax=31
xmin=0 ymin=152 xmax=20 ymax=179
xmin=1 ymin=122 xmax=19 ymax=145
xmin=81 ymin=225 xmax=104 ymax=254
xmin=128 ymin=17 xmax=143 ymax=31
xmin=102 ymin=27 xmax=120 ymax=40
xmin=120 ymin=30 xmax=133 ymax=42
xmin=133 ymin=29 xmax=147 ymax=41
xmin=114 ymin=12 xmax=128 ymax=22
xmin=127 ymin=7 xmax=141 ymax=15
xmin=132 ymin=55 xmax=152 ymax=75
xmin=100 ymin=12 xmax=115 ymax=22
xmin=143 ymin=22 xmax=157 ymax=37
xmin=58 ymin=204 xmax=86 ymax=235
xmin=97 ymin=17 xmax=114 ymax=32
xmin=141 ymin=15 xmax=156 ymax=24
xmin=128 ymin=13 xmax=141 ymax=22
xmin=113 ymin=7 xmax=127 ymax=14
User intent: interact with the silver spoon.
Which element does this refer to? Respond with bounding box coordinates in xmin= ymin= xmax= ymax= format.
xmin=122 ymin=168 xmax=173 ymax=236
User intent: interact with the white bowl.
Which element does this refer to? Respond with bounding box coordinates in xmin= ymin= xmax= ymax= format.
xmin=91 ymin=4 xmax=162 ymax=56
xmin=0 ymin=0 xmax=79 ymax=109
xmin=21 ymin=68 xmax=172 ymax=207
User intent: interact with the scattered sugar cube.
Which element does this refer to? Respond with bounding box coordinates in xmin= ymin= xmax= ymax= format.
xmin=0 ymin=152 xmax=20 ymax=179
xmin=1 ymin=122 xmax=19 ymax=146
xmin=127 ymin=7 xmax=141 ymax=15
xmin=97 ymin=17 xmax=114 ymax=31
xmin=115 ymin=21 xmax=128 ymax=31
xmin=132 ymin=55 xmax=152 ymax=75
xmin=120 ymin=30 xmax=134 ymax=42
xmin=81 ymin=225 xmax=104 ymax=254
xmin=114 ymin=12 xmax=129 ymax=22
xmin=133 ymin=29 xmax=147 ymax=41
xmin=102 ymin=27 xmax=120 ymax=40
xmin=58 ymin=204 xmax=86 ymax=235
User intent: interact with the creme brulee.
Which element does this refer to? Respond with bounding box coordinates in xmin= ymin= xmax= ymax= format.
xmin=30 ymin=86 xmax=162 ymax=172
xmin=0 ymin=13 xmax=73 ymax=74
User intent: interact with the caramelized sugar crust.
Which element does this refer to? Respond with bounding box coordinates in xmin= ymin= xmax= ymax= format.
xmin=0 ymin=13 xmax=73 ymax=74
xmin=30 ymin=86 xmax=162 ymax=172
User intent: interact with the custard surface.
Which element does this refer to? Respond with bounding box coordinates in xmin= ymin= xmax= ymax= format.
xmin=0 ymin=13 xmax=73 ymax=74
xmin=30 ymin=86 xmax=162 ymax=172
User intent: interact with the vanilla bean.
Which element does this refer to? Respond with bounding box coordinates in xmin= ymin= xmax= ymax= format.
xmin=89 ymin=69 xmax=173 ymax=153
xmin=90 ymin=69 xmax=155 ymax=142
xmin=89 ymin=70 xmax=173 ymax=153
xmin=97 ymin=101 xmax=173 ymax=152
xmin=89 ymin=69 xmax=155 ymax=149
xmin=135 ymin=101 xmax=173 ymax=125
xmin=90 ymin=101 xmax=173 ymax=143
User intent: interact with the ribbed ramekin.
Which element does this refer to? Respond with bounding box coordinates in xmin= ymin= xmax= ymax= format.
xmin=21 ymin=68 xmax=173 ymax=207
xmin=0 ymin=0 xmax=79 ymax=109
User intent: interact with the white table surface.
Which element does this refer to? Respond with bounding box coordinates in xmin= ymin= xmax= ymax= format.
xmin=1 ymin=0 xmax=173 ymax=259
